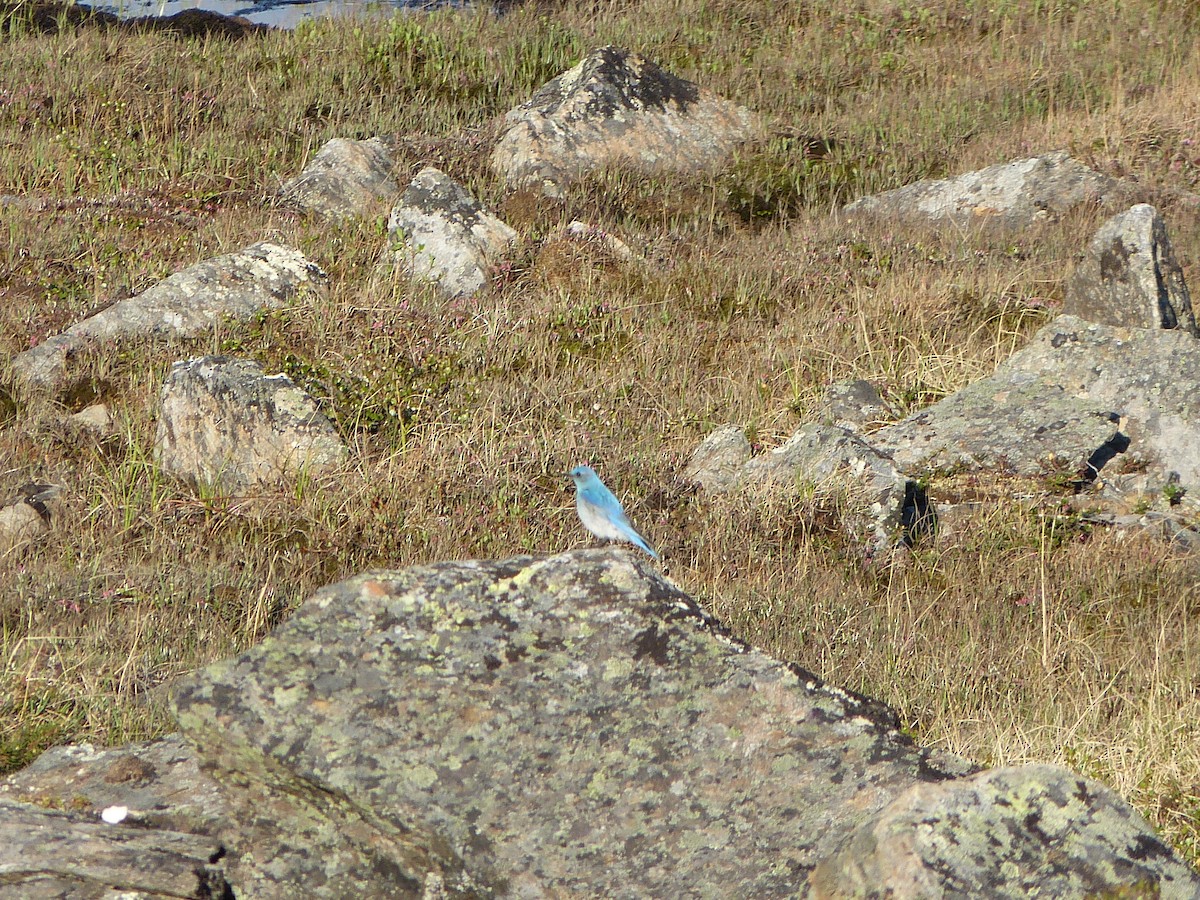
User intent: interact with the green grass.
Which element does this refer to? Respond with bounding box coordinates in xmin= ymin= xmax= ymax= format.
xmin=1 ymin=0 xmax=1199 ymax=867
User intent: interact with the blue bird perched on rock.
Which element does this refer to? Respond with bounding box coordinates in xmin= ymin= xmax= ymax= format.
xmin=568 ymin=465 xmax=660 ymax=560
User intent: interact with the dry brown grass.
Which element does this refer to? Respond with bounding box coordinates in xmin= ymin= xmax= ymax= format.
xmin=1 ymin=0 xmax=1199 ymax=864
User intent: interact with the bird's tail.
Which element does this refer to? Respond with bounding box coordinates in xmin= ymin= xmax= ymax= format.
xmin=624 ymin=527 xmax=660 ymax=561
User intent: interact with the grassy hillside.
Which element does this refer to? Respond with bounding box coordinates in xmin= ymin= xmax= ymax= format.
xmin=1 ymin=0 xmax=1198 ymax=863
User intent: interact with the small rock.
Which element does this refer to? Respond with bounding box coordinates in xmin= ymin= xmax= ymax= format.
xmin=387 ymin=167 xmax=517 ymax=298
xmin=0 ymin=498 xmax=48 ymax=550
xmin=816 ymin=379 xmax=894 ymax=432
xmin=11 ymin=242 xmax=326 ymax=389
xmin=69 ymin=402 xmax=114 ymax=437
xmin=564 ymin=220 xmax=638 ymax=260
xmin=279 ymin=137 xmax=399 ymax=221
xmin=0 ymin=482 xmax=61 ymax=551
xmin=155 ymin=356 xmax=347 ymax=493
xmin=1160 ymin=516 xmax=1200 ymax=555
xmin=1064 ymin=203 xmax=1197 ymax=335
xmin=492 ymin=45 xmax=762 ymax=197
xmin=843 ymin=151 xmax=1116 ymax=231
xmin=741 ymin=423 xmax=922 ymax=547
xmin=683 ymin=424 xmax=752 ymax=491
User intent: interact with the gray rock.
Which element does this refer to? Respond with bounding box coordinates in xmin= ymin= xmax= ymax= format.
xmin=11 ymin=242 xmax=326 ymax=389
xmin=163 ymin=550 xmax=1200 ymax=897
xmin=1076 ymin=509 xmax=1200 ymax=555
xmin=388 ymin=167 xmax=517 ymax=298
xmin=843 ymin=151 xmax=1116 ymax=231
xmin=1064 ymin=203 xmax=1197 ymax=335
xmin=809 ymin=764 xmax=1200 ymax=899
xmin=492 ymin=45 xmax=762 ymax=197
xmin=871 ymin=372 xmax=1122 ymax=480
xmin=874 ymin=314 xmax=1200 ymax=495
xmin=0 ymin=482 xmax=61 ymax=552
xmin=0 ymin=797 xmax=230 ymax=899
xmin=0 ymin=496 xmax=48 ymax=550
xmin=816 ymin=379 xmax=895 ymax=432
xmin=1160 ymin=515 xmax=1200 ymax=554
xmin=0 ymin=733 xmax=230 ymax=838
xmin=1001 ymin=317 xmax=1200 ymax=490
xmin=683 ymin=423 xmax=752 ymax=491
xmin=686 ymin=424 xmax=928 ymax=548
xmin=67 ymin=402 xmax=114 ymax=438
xmin=279 ymin=136 xmax=399 ymax=221
xmin=155 ymin=355 xmax=347 ymax=492
xmin=170 ymin=550 xmax=967 ymax=897
xmin=742 ymin=423 xmax=920 ymax=547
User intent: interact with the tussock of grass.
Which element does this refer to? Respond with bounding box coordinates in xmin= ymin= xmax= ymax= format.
xmin=1 ymin=0 xmax=1199 ymax=865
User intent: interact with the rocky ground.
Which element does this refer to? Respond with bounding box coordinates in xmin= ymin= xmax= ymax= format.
xmin=2 ymin=1 xmax=1200 ymax=895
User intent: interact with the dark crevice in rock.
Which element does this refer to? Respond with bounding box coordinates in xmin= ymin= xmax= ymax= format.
xmin=1082 ymin=430 xmax=1132 ymax=485
xmin=900 ymin=479 xmax=937 ymax=546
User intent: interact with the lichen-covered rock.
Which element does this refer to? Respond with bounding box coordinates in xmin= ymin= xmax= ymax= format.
xmin=743 ymin=423 xmax=922 ymax=547
xmin=816 ymin=378 xmax=895 ymax=432
xmin=843 ymin=151 xmax=1116 ymax=231
xmin=279 ymin=136 xmax=399 ymax=221
xmin=1064 ymin=203 xmax=1197 ymax=335
xmin=155 ymin=355 xmax=347 ymax=492
xmin=161 ymin=551 xmax=1200 ymax=896
xmin=683 ymin=423 xmax=752 ymax=490
xmin=687 ymin=424 xmax=925 ymax=548
xmin=0 ymin=797 xmax=230 ymax=899
xmin=809 ymin=764 xmax=1200 ymax=899
xmin=871 ymin=372 xmax=1122 ymax=479
xmin=874 ymin=315 xmax=1200 ymax=496
xmin=0 ymin=734 xmax=230 ymax=838
xmin=170 ymin=549 xmax=968 ymax=898
xmin=11 ymin=242 xmax=326 ymax=388
xmin=388 ymin=167 xmax=516 ymax=298
xmin=492 ymin=45 xmax=762 ymax=197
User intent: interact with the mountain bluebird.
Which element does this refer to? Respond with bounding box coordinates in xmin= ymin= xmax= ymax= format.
xmin=568 ymin=465 xmax=660 ymax=560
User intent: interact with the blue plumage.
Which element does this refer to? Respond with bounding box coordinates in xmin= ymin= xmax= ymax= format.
xmin=568 ymin=465 xmax=659 ymax=560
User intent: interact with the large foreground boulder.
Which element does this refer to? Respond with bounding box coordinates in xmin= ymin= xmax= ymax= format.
xmin=10 ymin=242 xmax=326 ymax=389
xmin=151 ymin=550 xmax=1197 ymax=897
xmin=493 ymin=45 xmax=761 ymax=197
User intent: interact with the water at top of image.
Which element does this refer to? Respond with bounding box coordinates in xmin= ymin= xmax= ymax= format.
xmin=78 ymin=0 xmax=464 ymax=31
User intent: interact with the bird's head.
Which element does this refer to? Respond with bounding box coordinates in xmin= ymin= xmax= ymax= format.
xmin=568 ymin=465 xmax=597 ymax=487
